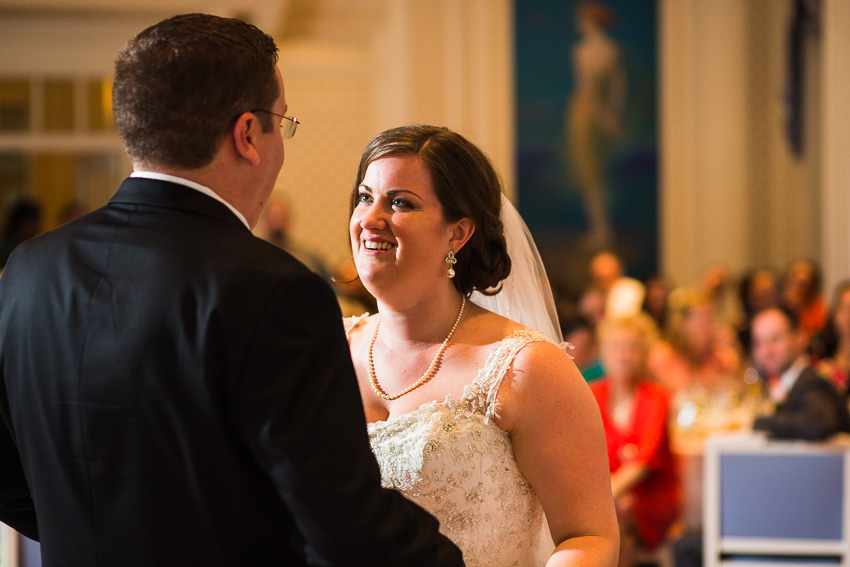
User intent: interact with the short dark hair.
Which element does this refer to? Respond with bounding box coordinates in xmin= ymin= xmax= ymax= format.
xmin=3 ymin=200 xmax=41 ymax=241
xmin=560 ymin=314 xmax=596 ymax=340
xmin=349 ymin=125 xmax=511 ymax=296
xmin=785 ymin=257 xmax=823 ymax=294
xmin=810 ymin=280 xmax=850 ymax=358
xmin=113 ymin=13 xmax=280 ymax=170
xmin=754 ymin=305 xmax=800 ymax=332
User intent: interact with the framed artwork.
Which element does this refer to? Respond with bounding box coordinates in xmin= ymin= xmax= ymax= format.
xmin=515 ymin=0 xmax=658 ymax=299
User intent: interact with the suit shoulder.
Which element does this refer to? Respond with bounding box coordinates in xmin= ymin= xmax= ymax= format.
xmin=247 ymin=239 xmax=336 ymax=296
xmin=798 ymin=367 xmax=837 ymax=390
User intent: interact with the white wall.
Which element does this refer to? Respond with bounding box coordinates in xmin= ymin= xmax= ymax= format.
xmin=659 ymin=0 xmax=832 ymax=290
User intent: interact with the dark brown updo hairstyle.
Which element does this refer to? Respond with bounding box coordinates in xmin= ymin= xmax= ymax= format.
xmin=349 ymin=125 xmax=511 ymax=297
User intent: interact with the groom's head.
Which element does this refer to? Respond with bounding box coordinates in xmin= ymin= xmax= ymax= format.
xmin=112 ymin=13 xmax=280 ymax=171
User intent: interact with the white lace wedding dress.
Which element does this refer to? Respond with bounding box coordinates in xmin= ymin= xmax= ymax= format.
xmin=347 ymin=317 xmax=555 ymax=567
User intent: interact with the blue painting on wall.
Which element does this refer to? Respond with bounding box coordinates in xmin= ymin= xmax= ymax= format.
xmin=515 ymin=0 xmax=658 ymax=299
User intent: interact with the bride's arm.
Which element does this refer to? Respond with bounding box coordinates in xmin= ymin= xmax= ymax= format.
xmin=497 ymin=342 xmax=619 ymax=567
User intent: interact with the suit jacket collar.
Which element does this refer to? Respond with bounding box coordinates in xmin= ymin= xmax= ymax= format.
xmin=778 ymin=355 xmax=809 ymax=395
xmin=779 ymin=365 xmax=822 ymax=410
xmin=110 ymin=177 xmax=250 ymax=233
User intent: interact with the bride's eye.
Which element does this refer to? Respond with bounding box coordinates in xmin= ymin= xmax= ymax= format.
xmin=392 ymin=197 xmax=412 ymax=211
xmin=357 ymin=192 xmax=373 ymax=205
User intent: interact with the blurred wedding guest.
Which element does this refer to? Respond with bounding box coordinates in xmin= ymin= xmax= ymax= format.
xmin=260 ymin=196 xmax=329 ymax=279
xmin=57 ymin=200 xmax=88 ymax=226
xmin=642 ymin=273 xmax=672 ymax=331
xmin=562 ymin=314 xmax=605 ymax=382
xmin=578 ymin=285 xmax=607 ymax=326
xmin=751 ymin=306 xmax=850 ymax=440
xmin=591 ymin=313 xmax=680 ymax=567
xmin=737 ymin=267 xmax=781 ymax=353
xmin=589 ymin=250 xmax=624 ymax=295
xmin=650 ymin=288 xmax=742 ymax=397
xmin=1 ymin=199 xmax=42 ymax=268
xmin=809 ymin=280 xmax=850 ymax=390
xmin=607 ymin=276 xmax=645 ymax=319
xmin=781 ymin=258 xmax=828 ymax=340
xmin=586 ymin=250 xmax=645 ymax=319
xmin=698 ymin=263 xmax=742 ymax=328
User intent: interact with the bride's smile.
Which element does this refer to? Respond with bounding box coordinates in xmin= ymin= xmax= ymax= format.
xmin=362 ymin=239 xmax=396 ymax=251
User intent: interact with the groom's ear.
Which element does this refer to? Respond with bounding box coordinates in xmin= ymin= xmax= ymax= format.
xmin=449 ymin=218 xmax=475 ymax=252
xmin=231 ymin=112 xmax=262 ymax=166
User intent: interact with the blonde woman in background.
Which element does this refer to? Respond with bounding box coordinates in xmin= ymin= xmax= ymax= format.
xmin=591 ymin=314 xmax=680 ymax=567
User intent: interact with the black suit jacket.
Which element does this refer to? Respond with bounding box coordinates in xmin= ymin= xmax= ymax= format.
xmin=754 ymin=366 xmax=850 ymax=441
xmin=0 ymin=178 xmax=463 ymax=566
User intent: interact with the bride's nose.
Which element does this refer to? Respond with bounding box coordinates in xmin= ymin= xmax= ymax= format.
xmin=358 ymin=202 xmax=388 ymax=230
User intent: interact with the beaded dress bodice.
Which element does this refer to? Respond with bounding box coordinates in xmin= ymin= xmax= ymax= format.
xmin=346 ymin=317 xmax=554 ymax=567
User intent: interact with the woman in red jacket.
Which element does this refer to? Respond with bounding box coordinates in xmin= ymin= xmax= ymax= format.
xmin=591 ymin=313 xmax=681 ymax=567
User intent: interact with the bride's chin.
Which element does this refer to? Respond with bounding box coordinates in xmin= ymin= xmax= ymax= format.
xmin=357 ymin=273 xmax=388 ymax=297
xmin=359 ymin=278 xmax=406 ymax=308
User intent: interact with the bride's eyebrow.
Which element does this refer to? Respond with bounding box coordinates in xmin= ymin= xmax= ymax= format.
xmin=386 ymin=189 xmax=422 ymax=201
xmin=358 ymin=185 xmax=422 ymax=201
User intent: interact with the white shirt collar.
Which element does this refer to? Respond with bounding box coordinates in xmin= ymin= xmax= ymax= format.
xmin=779 ymin=355 xmax=809 ymax=393
xmin=130 ymin=171 xmax=249 ymax=229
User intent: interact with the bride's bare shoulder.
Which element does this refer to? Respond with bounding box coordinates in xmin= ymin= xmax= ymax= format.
xmin=463 ymin=303 xmax=557 ymax=347
xmin=461 ymin=305 xmax=521 ymax=344
xmin=342 ymin=312 xmax=377 ymax=343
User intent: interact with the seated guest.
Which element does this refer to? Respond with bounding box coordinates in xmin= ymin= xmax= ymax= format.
xmin=589 ymin=250 xmax=625 ymax=297
xmin=737 ymin=267 xmax=781 ymax=353
xmin=561 ymin=314 xmax=605 ymax=382
xmin=259 ymin=197 xmax=330 ymax=279
xmin=698 ymin=263 xmax=743 ymax=329
xmin=585 ymin=250 xmax=645 ymax=320
xmin=591 ymin=313 xmax=681 ymax=567
xmin=751 ymin=306 xmax=850 ymax=440
xmin=578 ymin=285 xmax=606 ymax=326
xmin=0 ymin=199 xmax=42 ymax=268
xmin=781 ymin=258 xmax=828 ymax=340
xmin=649 ymin=288 xmax=742 ymax=412
xmin=809 ymin=280 xmax=850 ymax=391
xmin=642 ymin=273 xmax=672 ymax=332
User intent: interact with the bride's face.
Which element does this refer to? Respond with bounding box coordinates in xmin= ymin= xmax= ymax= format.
xmin=350 ymin=155 xmax=455 ymax=303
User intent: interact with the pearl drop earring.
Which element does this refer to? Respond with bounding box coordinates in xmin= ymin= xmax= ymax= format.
xmin=445 ymin=250 xmax=457 ymax=278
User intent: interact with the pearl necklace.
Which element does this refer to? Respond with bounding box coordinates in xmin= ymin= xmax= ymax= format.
xmin=368 ymin=296 xmax=467 ymax=401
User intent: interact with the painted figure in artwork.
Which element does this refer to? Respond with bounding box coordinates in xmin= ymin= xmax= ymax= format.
xmin=565 ymin=1 xmax=626 ymax=248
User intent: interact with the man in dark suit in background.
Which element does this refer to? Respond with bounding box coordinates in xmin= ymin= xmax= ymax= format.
xmin=752 ymin=306 xmax=850 ymax=440
xmin=0 ymin=13 xmax=462 ymax=567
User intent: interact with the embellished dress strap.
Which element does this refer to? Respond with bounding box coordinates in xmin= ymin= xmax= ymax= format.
xmin=480 ymin=329 xmax=552 ymax=423
xmin=342 ymin=312 xmax=370 ymax=343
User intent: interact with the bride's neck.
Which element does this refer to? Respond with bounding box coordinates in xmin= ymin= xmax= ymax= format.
xmin=376 ymin=292 xmax=466 ymax=345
